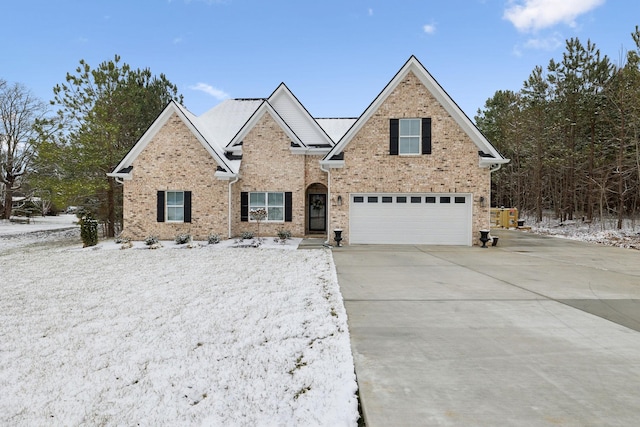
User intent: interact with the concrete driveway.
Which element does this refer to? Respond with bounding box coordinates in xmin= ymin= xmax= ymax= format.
xmin=332 ymin=230 xmax=640 ymax=427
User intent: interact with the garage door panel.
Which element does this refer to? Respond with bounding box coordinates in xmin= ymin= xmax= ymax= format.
xmin=349 ymin=193 xmax=471 ymax=245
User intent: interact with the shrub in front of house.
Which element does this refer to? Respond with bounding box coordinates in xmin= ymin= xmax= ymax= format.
xmin=240 ymin=231 xmax=254 ymax=240
xmin=80 ymin=214 xmax=99 ymax=247
xmin=144 ymin=235 xmax=159 ymax=246
xmin=276 ymin=229 xmax=292 ymax=244
xmin=114 ymin=234 xmax=130 ymax=244
xmin=175 ymin=233 xmax=191 ymax=245
xmin=208 ymin=233 xmax=221 ymax=244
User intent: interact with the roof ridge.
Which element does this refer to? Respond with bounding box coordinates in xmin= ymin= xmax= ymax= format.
xmin=315 ymin=117 xmax=359 ymax=120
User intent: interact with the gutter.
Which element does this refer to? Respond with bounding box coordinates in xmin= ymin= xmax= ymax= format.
xmin=228 ymin=175 xmax=239 ymax=239
xmin=490 ymin=163 xmax=503 ymax=173
xmin=106 ymin=171 xmax=134 ymax=184
xmin=319 ymin=163 xmax=331 ymax=245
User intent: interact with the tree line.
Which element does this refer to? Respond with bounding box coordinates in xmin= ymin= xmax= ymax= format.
xmin=476 ymin=27 xmax=640 ymax=229
xmin=0 ymin=55 xmax=182 ymax=236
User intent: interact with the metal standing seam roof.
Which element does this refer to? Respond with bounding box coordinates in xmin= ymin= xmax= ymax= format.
xmin=315 ymin=118 xmax=358 ymax=143
xmin=190 ymin=98 xmax=356 ymax=149
xmin=196 ymin=99 xmax=265 ymax=148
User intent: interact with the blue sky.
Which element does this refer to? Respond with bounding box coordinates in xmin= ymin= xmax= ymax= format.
xmin=2 ymin=0 xmax=638 ymax=119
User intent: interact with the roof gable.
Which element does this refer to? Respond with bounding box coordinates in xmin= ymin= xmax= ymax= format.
xmin=323 ymin=56 xmax=508 ymax=167
xmin=226 ymin=99 xmax=306 ymax=149
xmin=267 ymin=84 xmax=335 ymax=147
xmin=108 ymin=101 xmax=236 ymax=178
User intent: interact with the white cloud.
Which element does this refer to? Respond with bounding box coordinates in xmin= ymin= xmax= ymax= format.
xmin=511 ymin=32 xmax=564 ymax=56
xmin=524 ymin=33 xmax=564 ymax=50
xmin=504 ymin=0 xmax=605 ymax=32
xmin=189 ymin=83 xmax=229 ymax=100
xmin=368 ymin=8 xmax=373 ymax=16
xmin=512 ymin=45 xmax=523 ymax=57
xmin=423 ymin=23 xmax=436 ymax=34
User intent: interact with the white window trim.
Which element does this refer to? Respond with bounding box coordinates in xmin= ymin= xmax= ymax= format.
xmin=399 ymin=118 xmax=421 ymax=156
xmin=166 ymin=190 xmax=185 ymax=223
xmin=249 ymin=191 xmax=285 ymax=222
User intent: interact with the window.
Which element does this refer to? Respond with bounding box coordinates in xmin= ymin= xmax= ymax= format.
xmin=390 ymin=118 xmax=431 ymax=155
xmin=249 ymin=192 xmax=284 ymax=221
xmin=426 ymin=196 xmax=436 ymax=203
xmin=382 ymin=196 xmax=393 ymax=203
xmin=399 ymin=119 xmax=421 ymax=155
xmin=368 ymin=196 xmax=378 ymax=203
xmin=166 ymin=191 xmax=184 ymax=221
xmin=396 ymin=196 xmax=407 ymax=203
xmin=455 ymin=197 xmax=466 ymax=204
xmin=157 ymin=190 xmax=191 ymax=223
xmin=353 ymin=196 xmax=364 ymax=203
xmin=440 ymin=196 xmax=451 ymax=203
xmin=411 ymin=196 xmax=421 ymax=203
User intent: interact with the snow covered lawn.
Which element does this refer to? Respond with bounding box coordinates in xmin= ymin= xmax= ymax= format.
xmin=521 ymin=215 xmax=640 ymax=250
xmin=0 ymin=229 xmax=359 ymax=425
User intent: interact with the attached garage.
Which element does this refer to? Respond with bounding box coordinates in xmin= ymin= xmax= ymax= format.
xmin=349 ymin=193 xmax=472 ymax=245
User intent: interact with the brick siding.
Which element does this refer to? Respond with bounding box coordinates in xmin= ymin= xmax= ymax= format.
xmin=329 ymin=71 xmax=491 ymax=245
xmin=122 ymin=113 xmax=228 ymax=240
xmin=121 ymin=72 xmax=490 ymax=245
xmin=231 ymin=111 xmax=328 ymax=238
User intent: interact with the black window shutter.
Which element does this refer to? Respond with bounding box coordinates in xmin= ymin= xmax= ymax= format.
xmin=285 ymin=192 xmax=292 ymax=222
xmin=241 ymin=192 xmax=248 ymax=222
xmin=184 ymin=191 xmax=192 ymax=223
xmin=389 ymin=119 xmax=399 ymax=155
xmin=157 ymin=191 xmax=165 ymax=222
xmin=422 ymin=118 xmax=432 ymax=154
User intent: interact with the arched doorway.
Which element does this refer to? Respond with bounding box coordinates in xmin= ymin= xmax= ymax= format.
xmin=306 ymin=183 xmax=327 ymax=235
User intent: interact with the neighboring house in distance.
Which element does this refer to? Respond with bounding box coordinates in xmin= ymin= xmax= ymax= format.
xmin=108 ymin=56 xmax=508 ymax=245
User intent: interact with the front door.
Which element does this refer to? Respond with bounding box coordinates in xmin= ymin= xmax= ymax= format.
xmin=308 ymin=194 xmax=327 ymax=232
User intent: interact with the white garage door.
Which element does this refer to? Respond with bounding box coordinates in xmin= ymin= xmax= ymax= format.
xmin=349 ymin=193 xmax=472 ymax=245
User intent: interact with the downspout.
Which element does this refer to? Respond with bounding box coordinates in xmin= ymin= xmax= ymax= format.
xmin=490 ymin=163 xmax=502 ymax=173
xmin=320 ymin=164 xmax=330 ymax=245
xmin=228 ymin=175 xmax=239 ymax=239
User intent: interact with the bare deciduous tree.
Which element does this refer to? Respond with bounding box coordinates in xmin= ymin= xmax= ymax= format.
xmin=0 ymin=80 xmax=48 ymax=219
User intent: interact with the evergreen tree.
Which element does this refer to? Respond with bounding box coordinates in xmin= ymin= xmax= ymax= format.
xmin=33 ymin=55 xmax=183 ymax=236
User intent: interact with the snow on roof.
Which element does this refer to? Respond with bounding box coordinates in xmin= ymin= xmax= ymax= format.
xmin=315 ymin=118 xmax=357 ymax=143
xmin=197 ymin=99 xmax=264 ymax=148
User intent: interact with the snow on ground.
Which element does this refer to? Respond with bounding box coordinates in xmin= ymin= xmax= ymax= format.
xmin=0 ymin=214 xmax=79 ymax=236
xmin=0 ymin=221 xmax=359 ymax=426
xmin=520 ymin=215 xmax=640 ymax=250
xmin=0 ymin=215 xmax=80 ymax=252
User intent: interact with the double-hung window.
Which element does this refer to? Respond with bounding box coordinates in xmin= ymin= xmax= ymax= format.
xmin=250 ymin=192 xmax=284 ymax=221
xmin=157 ymin=190 xmax=191 ymax=223
xmin=390 ymin=118 xmax=431 ymax=155
xmin=166 ymin=191 xmax=185 ymax=222
xmin=399 ymin=119 xmax=421 ymax=155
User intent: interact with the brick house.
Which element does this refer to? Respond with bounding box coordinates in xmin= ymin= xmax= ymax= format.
xmin=108 ymin=56 xmax=508 ymax=245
